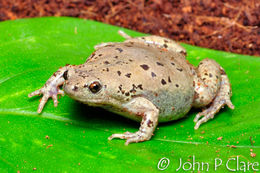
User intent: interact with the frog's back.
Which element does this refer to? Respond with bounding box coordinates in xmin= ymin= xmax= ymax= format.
xmin=86 ymin=42 xmax=194 ymax=122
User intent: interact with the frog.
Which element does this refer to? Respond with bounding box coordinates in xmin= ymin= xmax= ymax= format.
xmin=28 ymin=30 xmax=234 ymax=145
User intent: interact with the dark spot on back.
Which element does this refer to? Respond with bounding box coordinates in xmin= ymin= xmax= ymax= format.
xmin=140 ymin=64 xmax=149 ymax=70
xmin=99 ymin=54 xmax=103 ymax=56
xmin=171 ymin=62 xmax=175 ymax=66
xmin=156 ymin=62 xmax=164 ymax=66
xmin=151 ymin=72 xmax=156 ymax=77
xmin=175 ymin=84 xmax=179 ymax=87
xmin=117 ymin=71 xmax=121 ymax=76
xmin=163 ymin=44 xmax=168 ymax=48
xmin=116 ymin=48 xmax=123 ymax=53
xmin=125 ymin=92 xmax=130 ymax=96
xmin=177 ymin=68 xmax=183 ymax=72
xmin=114 ymin=56 xmax=118 ymax=59
xmin=209 ymin=73 xmax=213 ymax=77
xmin=168 ymin=76 xmax=171 ymax=83
xmin=130 ymin=88 xmax=136 ymax=93
xmin=161 ymin=79 xmax=166 ymax=85
xmin=104 ymin=61 xmax=110 ymax=64
xmin=138 ymin=84 xmax=143 ymax=90
xmin=125 ymin=73 xmax=131 ymax=78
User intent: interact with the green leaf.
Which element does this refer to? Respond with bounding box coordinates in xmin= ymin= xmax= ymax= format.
xmin=0 ymin=17 xmax=259 ymax=172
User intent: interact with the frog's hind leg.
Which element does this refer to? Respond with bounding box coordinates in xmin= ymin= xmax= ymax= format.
xmin=192 ymin=59 xmax=234 ymax=129
xmin=94 ymin=42 xmax=117 ymax=50
xmin=118 ymin=30 xmax=187 ymax=55
xmin=94 ymin=31 xmax=132 ymax=50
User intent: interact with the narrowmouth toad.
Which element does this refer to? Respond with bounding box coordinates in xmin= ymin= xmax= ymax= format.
xmin=29 ymin=30 xmax=234 ymax=145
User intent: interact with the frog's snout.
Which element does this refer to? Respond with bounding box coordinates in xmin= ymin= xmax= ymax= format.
xmin=63 ymin=69 xmax=104 ymax=100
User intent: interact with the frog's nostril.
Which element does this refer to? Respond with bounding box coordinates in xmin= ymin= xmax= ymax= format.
xmin=72 ymin=85 xmax=78 ymax=91
xmin=63 ymin=70 xmax=68 ymax=80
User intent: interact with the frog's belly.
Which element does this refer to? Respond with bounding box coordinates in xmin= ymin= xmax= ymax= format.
xmin=148 ymin=89 xmax=194 ymax=123
xmin=107 ymin=90 xmax=194 ymax=123
xmin=101 ymin=88 xmax=194 ymax=123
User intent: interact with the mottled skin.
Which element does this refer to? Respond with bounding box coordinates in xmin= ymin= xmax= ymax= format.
xmin=29 ymin=31 xmax=234 ymax=145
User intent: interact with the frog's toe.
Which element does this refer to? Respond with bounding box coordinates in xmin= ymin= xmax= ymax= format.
xmin=58 ymin=89 xmax=65 ymax=96
xmin=118 ymin=30 xmax=132 ymax=39
xmin=38 ymin=94 xmax=50 ymax=113
xmin=108 ymin=131 xmax=133 ymax=140
xmin=194 ymin=111 xmax=206 ymax=123
xmin=194 ymin=111 xmax=214 ymax=130
xmin=52 ymin=95 xmax=58 ymax=107
xmin=226 ymin=99 xmax=235 ymax=109
xmin=28 ymin=88 xmax=44 ymax=97
xmin=108 ymin=131 xmax=150 ymax=145
xmin=194 ymin=98 xmax=234 ymax=129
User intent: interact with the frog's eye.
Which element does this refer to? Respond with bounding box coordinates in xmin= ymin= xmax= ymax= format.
xmin=89 ymin=81 xmax=102 ymax=93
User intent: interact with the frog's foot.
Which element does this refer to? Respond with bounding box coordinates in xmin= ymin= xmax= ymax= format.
xmin=108 ymin=131 xmax=151 ymax=145
xmin=94 ymin=42 xmax=117 ymax=50
xmin=28 ymin=67 xmax=69 ymax=113
xmin=118 ymin=30 xmax=132 ymax=39
xmin=108 ymin=97 xmax=159 ymax=145
xmin=29 ymin=86 xmax=65 ymax=113
xmin=94 ymin=31 xmax=132 ymax=50
xmin=193 ymin=74 xmax=234 ymax=129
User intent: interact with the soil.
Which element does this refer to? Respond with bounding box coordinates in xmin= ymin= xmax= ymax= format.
xmin=0 ymin=0 xmax=259 ymax=56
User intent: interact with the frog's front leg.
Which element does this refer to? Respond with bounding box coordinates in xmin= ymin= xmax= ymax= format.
xmin=28 ymin=65 xmax=73 ymax=113
xmin=108 ymin=97 xmax=159 ymax=145
xmin=192 ymin=59 xmax=234 ymax=129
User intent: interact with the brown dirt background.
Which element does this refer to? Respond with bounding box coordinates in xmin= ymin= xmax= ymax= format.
xmin=0 ymin=0 xmax=259 ymax=56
